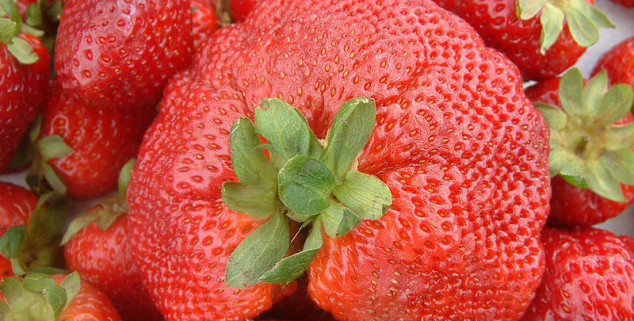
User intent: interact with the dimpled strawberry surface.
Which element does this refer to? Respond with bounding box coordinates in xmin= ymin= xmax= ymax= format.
xmin=126 ymin=0 xmax=551 ymax=320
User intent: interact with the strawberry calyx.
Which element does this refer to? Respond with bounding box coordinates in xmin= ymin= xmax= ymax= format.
xmin=222 ymin=97 xmax=392 ymax=288
xmin=0 ymin=193 xmax=67 ymax=276
xmin=516 ymin=0 xmax=615 ymax=53
xmin=0 ymin=272 xmax=81 ymax=320
xmin=0 ymin=0 xmax=44 ymax=64
xmin=59 ymin=159 xmax=135 ymax=245
xmin=537 ymin=68 xmax=634 ymax=202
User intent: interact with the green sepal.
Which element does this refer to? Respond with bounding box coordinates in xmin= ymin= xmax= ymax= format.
xmin=581 ymin=70 xmax=608 ymax=117
xmin=535 ymin=103 xmax=567 ymax=131
xmin=7 ymin=36 xmax=39 ymax=64
xmin=44 ymin=0 xmax=62 ymax=23
xmin=37 ymin=135 xmax=74 ymax=162
xmin=599 ymin=84 xmax=634 ymax=127
xmin=332 ymin=170 xmax=392 ymax=221
xmin=230 ymin=118 xmax=278 ymax=185
xmin=259 ymin=220 xmax=324 ymax=284
xmin=59 ymin=272 xmax=81 ymax=311
xmin=222 ymin=182 xmax=279 ymax=219
xmin=606 ymin=123 xmax=634 ymax=150
xmin=585 ymin=160 xmax=626 ymax=202
xmin=0 ymin=225 xmax=26 ymax=259
xmin=25 ymin=3 xmax=42 ymax=27
xmin=255 ymin=98 xmax=315 ymax=169
xmin=225 ymin=211 xmax=290 ymax=287
xmin=559 ymin=68 xmax=584 ymax=116
xmin=601 ymin=151 xmax=634 ymax=186
xmin=517 ymin=0 xmax=546 ymax=19
xmin=320 ymin=200 xmax=360 ymax=238
xmin=278 ymin=155 xmax=336 ymax=215
xmin=561 ymin=174 xmax=587 ymax=189
xmin=60 ymin=195 xmax=127 ymax=245
xmin=539 ymin=3 xmax=564 ymax=53
xmin=0 ymin=18 xmax=18 ymax=43
xmin=118 ymin=159 xmax=135 ymax=199
xmin=564 ymin=0 xmax=614 ymax=47
xmin=320 ymin=97 xmax=376 ymax=181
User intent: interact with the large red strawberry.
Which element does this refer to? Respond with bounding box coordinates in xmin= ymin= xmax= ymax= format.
xmin=27 ymin=81 xmax=156 ymax=199
xmin=0 ymin=272 xmax=123 ymax=321
xmin=0 ymin=1 xmax=51 ymax=171
xmin=593 ymin=36 xmax=634 ymax=90
xmin=127 ymin=0 xmax=551 ymax=320
xmin=521 ymin=227 xmax=634 ymax=321
xmin=0 ymin=182 xmax=66 ymax=278
xmin=62 ymin=162 xmax=164 ymax=321
xmin=525 ymin=68 xmax=634 ymax=227
xmin=432 ymin=0 xmax=613 ymax=81
xmin=54 ymin=0 xmax=194 ymax=110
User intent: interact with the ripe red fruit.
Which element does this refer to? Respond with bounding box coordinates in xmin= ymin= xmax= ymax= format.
xmin=191 ymin=0 xmax=220 ymax=51
xmin=0 ymin=182 xmax=38 ymax=278
xmin=127 ymin=0 xmax=551 ymax=320
xmin=54 ymin=0 xmax=194 ymax=110
xmin=609 ymin=0 xmax=634 ymax=7
xmin=593 ymin=36 xmax=634 ymax=89
xmin=521 ymin=227 xmax=634 ymax=321
xmin=29 ymin=81 xmax=156 ymax=199
xmin=433 ymin=0 xmax=613 ymax=81
xmin=228 ymin=0 xmax=256 ymax=22
xmin=525 ymin=69 xmax=634 ymax=227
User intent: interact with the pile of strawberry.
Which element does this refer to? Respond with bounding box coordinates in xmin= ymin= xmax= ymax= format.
xmin=1 ymin=0 xmax=634 ymax=320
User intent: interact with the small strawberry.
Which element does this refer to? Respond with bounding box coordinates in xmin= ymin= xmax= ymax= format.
xmin=54 ymin=0 xmax=194 ymax=110
xmin=0 ymin=272 xmax=123 ymax=321
xmin=61 ymin=161 xmax=164 ymax=321
xmin=0 ymin=182 xmax=66 ymax=278
xmin=526 ymin=68 xmax=634 ymax=227
xmin=0 ymin=0 xmax=50 ymax=171
xmin=432 ymin=0 xmax=614 ymax=80
xmin=27 ymin=81 xmax=156 ymax=199
xmin=593 ymin=36 xmax=634 ymax=91
xmin=191 ymin=0 xmax=220 ymax=51
xmin=521 ymin=227 xmax=634 ymax=321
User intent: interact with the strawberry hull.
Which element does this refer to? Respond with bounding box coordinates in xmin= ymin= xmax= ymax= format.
xmin=127 ymin=0 xmax=551 ymax=320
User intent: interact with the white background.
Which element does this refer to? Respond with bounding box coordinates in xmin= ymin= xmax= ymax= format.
xmin=1 ymin=0 xmax=633 ymax=235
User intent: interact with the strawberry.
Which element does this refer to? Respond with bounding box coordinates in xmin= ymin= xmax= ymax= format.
xmin=521 ymin=227 xmax=634 ymax=321
xmin=0 ymin=272 xmax=123 ymax=321
xmin=0 ymin=182 xmax=66 ymax=278
xmin=61 ymin=161 xmax=164 ymax=321
xmin=0 ymin=0 xmax=50 ymax=171
xmin=608 ymin=0 xmax=634 ymax=7
xmin=54 ymin=0 xmax=194 ymax=110
xmin=525 ymin=68 xmax=634 ymax=227
xmin=228 ymin=0 xmax=255 ymax=22
xmin=26 ymin=81 xmax=156 ymax=199
xmin=191 ymin=0 xmax=220 ymax=51
xmin=593 ymin=36 xmax=634 ymax=91
xmin=127 ymin=0 xmax=551 ymax=320
xmin=432 ymin=0 xmax=614 ymax=81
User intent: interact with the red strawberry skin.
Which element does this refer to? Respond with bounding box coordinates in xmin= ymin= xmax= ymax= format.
xmin=609 ymin=0 xmax=634 ymax=7
xmin=521 ymin=227 xmax=634 ymax=321
xmin=0 ymin=182 xmax=39 ymax=278
xmin=127 ymin=0 xmax=550 ymax=320
xmin=525 ymin=77 xmax=634 ymax=227
xmin=433 ymin=0 xmax=587 ymax=81
xmin=40 ymin=82 xmax=156 ymax=199
xmin=593 ymin=37 xmax=634 ymax=88
xmin=228 ymin=0 xmax=256 ymax=22
xmin=64 ymin=212 xmax=164 ymax=321
xmin=52 ymin=274 xmax=124 ymax=321
xmin=54 ymin=0 xmax=194 ymax=110
xmin=191 ymin=0 xmax=220 ymax=51
xmin=0 ymin=33 xmax=51 ymax=171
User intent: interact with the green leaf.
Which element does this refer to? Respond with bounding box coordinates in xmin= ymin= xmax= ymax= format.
xmin=278 ymin=156 xmax=336 ymax=215
xmin=0 ymin=0 xmax=20 ymax=24
xmin=0 ymin=225 xmax=26 ymax=259
xmin=0 ymin=18 xmax=18 ymax=43
xmin=558 ymin=68 xmax=584 ymax=116
xmin=581 ymin=70 xmax=608 ymax=118
xmin=320 ymin=200 xmax=360 ymax=238
xmin=21 ymin=23 xmax=43 ymax=37
xmin=535 ymin=103 xmax=567 ymax=130
xmin=225 ymin=211 xmax=290 ymax=287
xmin=259 ymin=220 xmax=324 ymax=284
xmin=602 ymin=152 xmax=634 ymax=186
xmin=333 ymin=170 xmax=392 ymax=221
xmin=118 ymin=159 xmax=135 ymax=198
xmin=255 ymin=98 xmax=313 ymax=168
xmin=37 ymin=135 xmax=74 ymax=162
xmin=564 ymin=6 xmax=600 ymax=47
xmin=548 ymin=145 xmax=571 ymax=176
xmin=290 ymin=108 xmax=323 ymax=159
xmin=59 ymin=209 xmax=102 ymax=245
xmin=574 ymin=0 xmax=615 ymax=29
xmin=599 ymin=83 xmax=634 ymax=126
xmin=25 ymin=3 xmax=42 ymax=27
xmin=22 ymin=273 xmax=56 ymax=293
xmin=321 ymin=97 xmax=376 ymax=180
xmin=539 ymin=3 xmax=564 ymax=52
xmin=585 ymin=160 xmax=627 ymax=202
xmin=44 ymin=0 xmax=62 ymax=23
xmin=229 ymin=118 xmax=278 ymax=185
xmin=41 ymin=163 xmax=66 ymax=195
xmin=59 ymin=272 xmax=81 ymax=310
xmin=561 ymin=174 xmax=588 ymax=189
xmin=222 ymin=182 xmax=279 ymax=219
xmin=605 ymin=123 xmax=634 ymax=150
xmin=517 ymin=0 xmax=546 ymax=20
xmin=7 ymin=36 xmax=39 ymax=64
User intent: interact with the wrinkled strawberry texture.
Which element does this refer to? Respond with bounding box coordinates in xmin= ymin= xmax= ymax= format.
xmin=127 ymin=0 xmax=551 ymax=320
